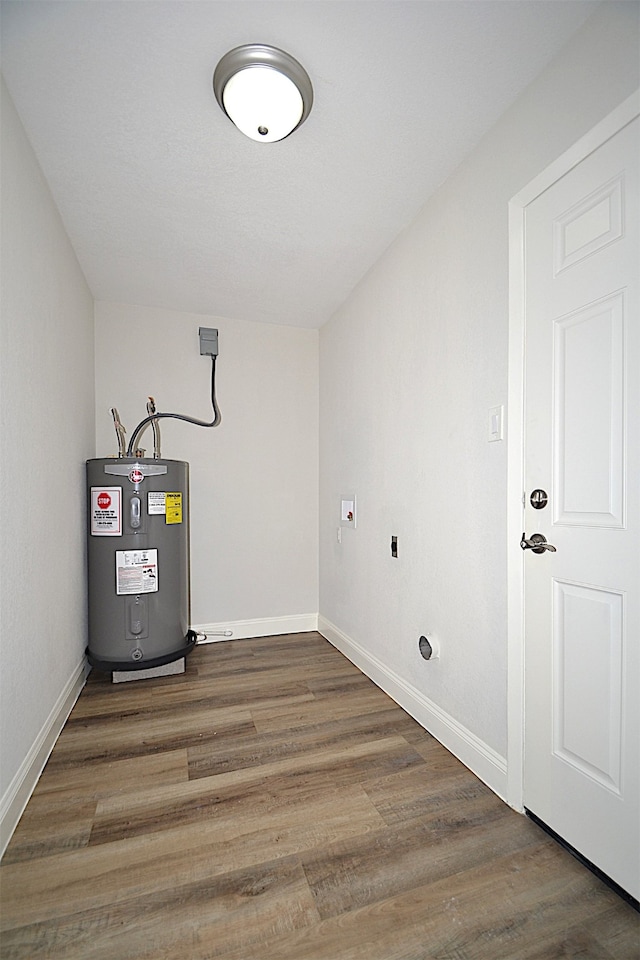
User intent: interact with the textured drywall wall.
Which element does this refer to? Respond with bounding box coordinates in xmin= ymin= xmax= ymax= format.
xmin=94 ymin=302 xmax=319 ymax=626
xmin=319 ymin=2 xmax=640 ymax=759
xmin=0 ymin=78 xmax=95 ymax=800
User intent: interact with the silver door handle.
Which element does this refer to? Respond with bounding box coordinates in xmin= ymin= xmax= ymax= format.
xmin=520 ymin=532 xmax=556 ymax=553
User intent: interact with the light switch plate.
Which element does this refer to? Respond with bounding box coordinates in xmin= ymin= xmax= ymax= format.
xmin=488 ymin=405 xmax=504 ymax=442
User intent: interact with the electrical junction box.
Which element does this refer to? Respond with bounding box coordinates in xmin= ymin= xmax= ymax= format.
xmin=199 ymin=327 xmax=219 ymax=357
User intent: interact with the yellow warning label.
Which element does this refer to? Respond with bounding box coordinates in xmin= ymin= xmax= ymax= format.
xmin=165 ymin=492 xmax=182 ymax=524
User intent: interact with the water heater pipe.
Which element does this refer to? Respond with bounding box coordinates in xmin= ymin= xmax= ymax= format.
xmin=110 ymin=408 xmax=127 ymax=458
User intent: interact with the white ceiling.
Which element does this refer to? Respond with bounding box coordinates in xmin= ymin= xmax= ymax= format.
xmin=1 ymin=0 xmax=596 ymax=328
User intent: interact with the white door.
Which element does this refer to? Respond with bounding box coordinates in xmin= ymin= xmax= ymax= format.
xmin=523 ymin=114 xmax=639 ymax=899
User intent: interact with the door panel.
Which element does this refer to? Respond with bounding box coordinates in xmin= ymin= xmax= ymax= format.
xmin=553 ymin=173 xmax=623 ymax=274
xmin=523 ymin=115 xmax=638 ymax=899
xmin=553 ymin=580 xmax=623 ymax=793
xmin=553 ymin=293 xmax=625 ymax=525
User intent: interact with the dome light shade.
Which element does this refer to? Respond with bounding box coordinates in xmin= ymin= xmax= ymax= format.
xmin=222 ymin=66 xmax=303 ymax=143
xmin=213 ymin=44 xmax=313 ymax=143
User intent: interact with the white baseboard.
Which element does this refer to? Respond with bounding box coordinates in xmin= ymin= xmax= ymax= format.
xmin=0 ymin=656 xmax=90 ymax=860
xmin=318 ymin=615 xmax=508 ymax=801
xmin=193 ymin=613 xmax=319 ymax=643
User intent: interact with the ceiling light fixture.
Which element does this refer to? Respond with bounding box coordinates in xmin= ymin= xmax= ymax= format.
xmin=213 ymin=44 xmax=313 ymax=143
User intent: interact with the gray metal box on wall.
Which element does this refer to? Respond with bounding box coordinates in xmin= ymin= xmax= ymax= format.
xmin=86 ymin=457 xmax=194 ymax=672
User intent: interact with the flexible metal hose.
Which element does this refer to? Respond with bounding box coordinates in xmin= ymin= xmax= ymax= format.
xmin=126 ymin=356 xmax=221 ymax=457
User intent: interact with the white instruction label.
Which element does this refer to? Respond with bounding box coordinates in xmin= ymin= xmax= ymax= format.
xmin=148 ymin=491 xmax=166 ymax=515
xmin=91 ymin=487 xmax=122 ymax=536
xmin=115 ymin=549 xmax=158 ymax=595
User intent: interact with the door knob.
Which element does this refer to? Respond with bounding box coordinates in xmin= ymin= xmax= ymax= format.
xmin=520 ymin=532 xmax=556 ymax=554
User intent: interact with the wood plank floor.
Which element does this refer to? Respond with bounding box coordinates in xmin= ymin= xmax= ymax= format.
xmin=1 ymin=632 xmax=638 ymax=959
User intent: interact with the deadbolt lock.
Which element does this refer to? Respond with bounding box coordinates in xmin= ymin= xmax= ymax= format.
xmin=530 ymin=489 xmax=548 ymax=510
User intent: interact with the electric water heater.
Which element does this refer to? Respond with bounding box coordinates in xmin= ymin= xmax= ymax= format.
xmin=86 ymin=457 xmax=193 ymax=671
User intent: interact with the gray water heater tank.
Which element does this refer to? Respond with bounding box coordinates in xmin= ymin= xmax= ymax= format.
xmin=86 ymin=457 xmax=194 ymax=672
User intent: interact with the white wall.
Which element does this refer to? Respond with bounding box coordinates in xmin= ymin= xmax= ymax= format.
xmin=94 ymin=302 xmax=318 ymax=630
xmin=0 ymin=79 xmax=95 ymax=840
xmin=319 ymin=2 xmax=640 ymax=784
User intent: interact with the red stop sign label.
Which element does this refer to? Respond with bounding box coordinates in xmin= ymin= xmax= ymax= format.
xmin=97 ymin=492 xmax=112 ymax=510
